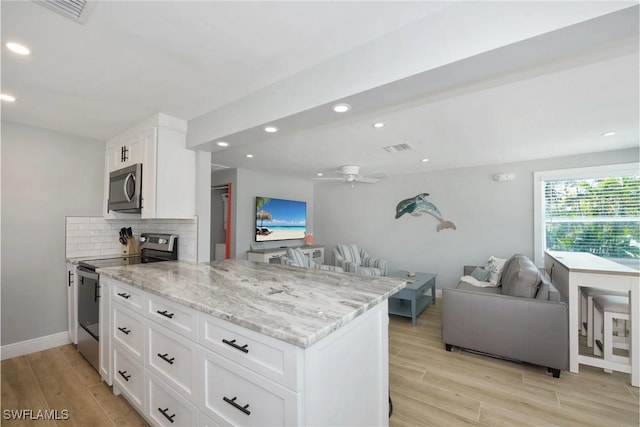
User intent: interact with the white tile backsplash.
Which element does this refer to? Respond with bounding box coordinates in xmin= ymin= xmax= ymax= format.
xmin=66 ymin=216 xmax=198 ymax=262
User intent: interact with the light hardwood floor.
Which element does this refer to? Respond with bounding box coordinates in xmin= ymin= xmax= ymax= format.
xmin=388 ymin=298 xmax=639 ymax=427
xmin=1 ymin=344 xmax=147 ymax=426
xmin=1 ymin=300 xmax=638 ymax=426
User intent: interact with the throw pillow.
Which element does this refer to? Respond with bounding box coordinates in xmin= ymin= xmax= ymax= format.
xmin=287 ymin=247 xmax=310 ymax=268
xmin=470 ymin=267 xmax=491 ymax=282
xmin=485 ymin=256 xmax=507 ymax=285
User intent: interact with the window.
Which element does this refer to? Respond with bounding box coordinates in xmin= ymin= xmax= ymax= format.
xmin=533 ymin=163 xmax=639 ymax=266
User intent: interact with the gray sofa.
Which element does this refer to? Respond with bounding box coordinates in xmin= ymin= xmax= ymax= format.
xmin=442 ymin=254 xmax=568 ymax=378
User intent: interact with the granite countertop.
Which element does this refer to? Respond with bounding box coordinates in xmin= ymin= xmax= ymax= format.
xmin=97 ymin=259 xmax=406 ymax=348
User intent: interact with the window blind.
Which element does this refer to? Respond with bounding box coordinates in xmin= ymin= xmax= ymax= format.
xmin=543 ymin=175 xmax=640 ymax=259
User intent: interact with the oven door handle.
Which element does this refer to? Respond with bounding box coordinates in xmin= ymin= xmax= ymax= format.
xmin=77 ymin=267 xmax=99 ymax=282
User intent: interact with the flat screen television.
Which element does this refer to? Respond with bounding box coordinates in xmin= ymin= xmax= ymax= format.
xmin=255 ymin=196 xmax=306 ymax=242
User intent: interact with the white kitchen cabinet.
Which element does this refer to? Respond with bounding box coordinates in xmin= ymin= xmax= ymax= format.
xmin=113 ymin=346 xmax=145 ymax=413
xmin=99 ymin=277 xmax=113 ymax=385
xmin=103 ymin=113 xmax=195 ymax=219
xmin=65 ymin=263 xmax=77 ymax=344
xmin=106 ymin=133 xmax=144 ymax=173
xmin=141 ymin=125 xmax=195 ymax=219
xmin=104 ymin=277 xmax=390 ymax=426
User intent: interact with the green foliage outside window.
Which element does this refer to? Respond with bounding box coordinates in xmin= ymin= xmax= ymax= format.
xmin=544 ymin=176 xmax=640 ymax=259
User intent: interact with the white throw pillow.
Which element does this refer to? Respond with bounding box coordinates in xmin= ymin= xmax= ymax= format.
xmin=485 ymin=256 xmax=507 ymax=285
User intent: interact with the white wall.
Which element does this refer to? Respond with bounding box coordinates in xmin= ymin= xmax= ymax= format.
xmin=314 ymin=148 xmax=638 ymax=291
xmin=235 ymin=168 xmax=314 ymax=259
xmin=1 ymin=121 xmax=105 ymax=346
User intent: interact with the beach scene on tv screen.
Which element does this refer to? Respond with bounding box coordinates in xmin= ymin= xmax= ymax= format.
xmin=256 ymin=197 xmax=306 ymax=242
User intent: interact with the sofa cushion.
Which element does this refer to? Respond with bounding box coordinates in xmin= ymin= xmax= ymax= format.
xmin=501 ymin=255 xmax=541 ymax=298
xmin=455 ymin=281 xmax=502 ymax=294
xmin=536 ymin=271 xmax=561 ymax=302
xmin=336 ymin=244 xmax=361 ymax=265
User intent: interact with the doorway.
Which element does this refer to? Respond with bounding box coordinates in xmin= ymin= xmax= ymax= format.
xmin=211 ymin=183 xmax=232 ymax=260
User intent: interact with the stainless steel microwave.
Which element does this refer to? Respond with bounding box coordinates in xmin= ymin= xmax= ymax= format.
xmin=108 ymin=163 xmax=142 ymax=213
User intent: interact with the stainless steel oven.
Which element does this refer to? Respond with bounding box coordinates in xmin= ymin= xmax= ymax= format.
xmin=76 ymin=233 xmax=178 ymax=372
xmin=76 ymin=266 xmax=101 ymax=371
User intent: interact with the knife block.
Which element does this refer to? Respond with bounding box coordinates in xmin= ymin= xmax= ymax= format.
xmin=121 ymin=238 xmax=140 ymax=256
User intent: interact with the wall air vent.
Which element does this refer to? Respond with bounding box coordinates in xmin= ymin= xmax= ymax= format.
xmin=383 ymin=143 xmax=414 ymax=153
xmin=35 ymin=0 xmax=95 ymax=24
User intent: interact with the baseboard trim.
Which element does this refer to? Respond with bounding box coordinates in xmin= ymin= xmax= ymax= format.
xmin=436 ymin=289 xmax=442 ymax=299
xmin=1 ymin=332 xmax=71 ymax=360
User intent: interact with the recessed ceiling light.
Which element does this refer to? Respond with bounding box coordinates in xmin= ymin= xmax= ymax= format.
xmin=264 ymin=126 xmax=279 ymax=133
xmin=0 ymin=94 xmax=16 ymax=102
xmin=246 ymin=154 xmax=254 ymax=158
xmin=332 ymin=103 xmax=351 ymax=113
xmin=216 ymin=141 xmax=229 ymax=147
xmin=602 ymin=131 xmax=616 ymax=137
xmin=373 ymin=122 xmax=385 ymax=128
xmin=6 ymin=42 xmax=30 ymax=55
xmin=421 ymin=158 xmax=429 ymax=163
xmin=317 ymin=173 xmax=323 ymax=177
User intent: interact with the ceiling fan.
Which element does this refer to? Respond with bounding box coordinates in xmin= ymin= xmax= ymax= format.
xmin=312 ymin=165 xmax=387 ymax=184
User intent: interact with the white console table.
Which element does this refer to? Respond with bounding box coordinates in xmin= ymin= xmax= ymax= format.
xmin=545 ymin=251 xmax=639 ymax=387
xmin=247 ymin=245 xmax=325 ymax=265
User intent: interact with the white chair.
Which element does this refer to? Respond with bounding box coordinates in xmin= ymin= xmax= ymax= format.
xmin=580 ymin=287 xmax=627 ymax=348
xmin=281 ymin=247 xmax=344 ymax=273
xmin=593 ymin=294 xmax=630 ymax=373
xmin=332 ymin=244 xmax=388 ymax=276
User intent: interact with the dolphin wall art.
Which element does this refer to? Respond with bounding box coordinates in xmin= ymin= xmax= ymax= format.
xmin=395 ymin=193 xmax=456 ymax=232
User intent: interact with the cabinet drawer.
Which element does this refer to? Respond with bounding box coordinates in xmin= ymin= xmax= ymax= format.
xmin=199 ymin=314 xmax=299 ymax=390
xmin=200 ymin=349 xmax=297 ymax=427
xmin=147 ymin=372 xmax=198 ymax=427
xmin=148 ymin=296 xmax=198 ymax=340
xmin=112 ymin=281 xmax=146 ymax=311
xmin=147 ymin=322 xmax=197 ymax=401
xmin=113 ymin=348 xmax=144 ymax=412
xmin=113 ymin=305 xmax=144 ymax=361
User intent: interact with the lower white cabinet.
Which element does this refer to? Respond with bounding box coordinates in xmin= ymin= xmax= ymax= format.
xmin=65 ymin=263 xmax=77 ymax=344
xmin=113 ymin=347 xmax=145 ymax=412
xmin=147 ymin=322 xmax=198 ymax=401
xmin=147 ymin=372 xmax=199 ymax=427
xmin=104 ymin=278 xmax=389 ymax=426
xmin=199 ymin=348 xmax=297 ymax=426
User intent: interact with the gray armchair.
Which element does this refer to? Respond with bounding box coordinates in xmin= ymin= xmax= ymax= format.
xmin=442 ymin=254 xmax=568 ymax=378
xmin=333 ymin=244 xmax=388 ymax=276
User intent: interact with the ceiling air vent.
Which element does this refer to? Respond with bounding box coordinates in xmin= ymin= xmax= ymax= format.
xmin=383 ymin=143 xmax=414 ymax=153
xmin=211 ymin=163 xmax=230 ymax=171
xmin=35 ymin=0 xmax=95 ymax=24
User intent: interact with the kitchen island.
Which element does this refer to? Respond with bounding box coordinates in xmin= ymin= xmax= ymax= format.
xmin=97 ymin=259 xmax=406 ymax=426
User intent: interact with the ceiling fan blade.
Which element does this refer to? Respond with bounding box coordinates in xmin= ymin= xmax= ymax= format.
xmin=357 ymin=177 xmax=380 ymax=183
xmin=312 ymin=177 xmax=344 ymax=182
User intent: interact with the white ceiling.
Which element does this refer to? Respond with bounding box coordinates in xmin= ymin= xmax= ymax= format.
xmin=2 ymin=1 xmax=638 ymax=181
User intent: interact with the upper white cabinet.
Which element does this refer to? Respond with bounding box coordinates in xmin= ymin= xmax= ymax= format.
xmin=106 ymin=132 xmax=144 ymax=173
xmin=104 ymin=113 xmax=195 ymax=219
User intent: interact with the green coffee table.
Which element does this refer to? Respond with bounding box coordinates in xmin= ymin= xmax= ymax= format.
xmin=388 ymin=271 xmax=437 ymax=326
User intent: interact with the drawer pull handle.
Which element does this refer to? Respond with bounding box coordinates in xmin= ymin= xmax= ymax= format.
xmin=117 ymin=326 xmax=131 ymax=335
xmin=157 ymin=353 xmax=175 ymax=365
xmin=223 ymin=396 xmax=251 ymax=416
xmin=157 ymin=310 xmax=175 ymax=319
xmin=222 ymin=338 xmax=249 ymax=353
xmin=158 ymin=407 xmax=176 ymax=423
xmin=117 ymin=292 xmax=131 ymax=299
xmin=118 ymin=370 xmax=131 ymax=381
